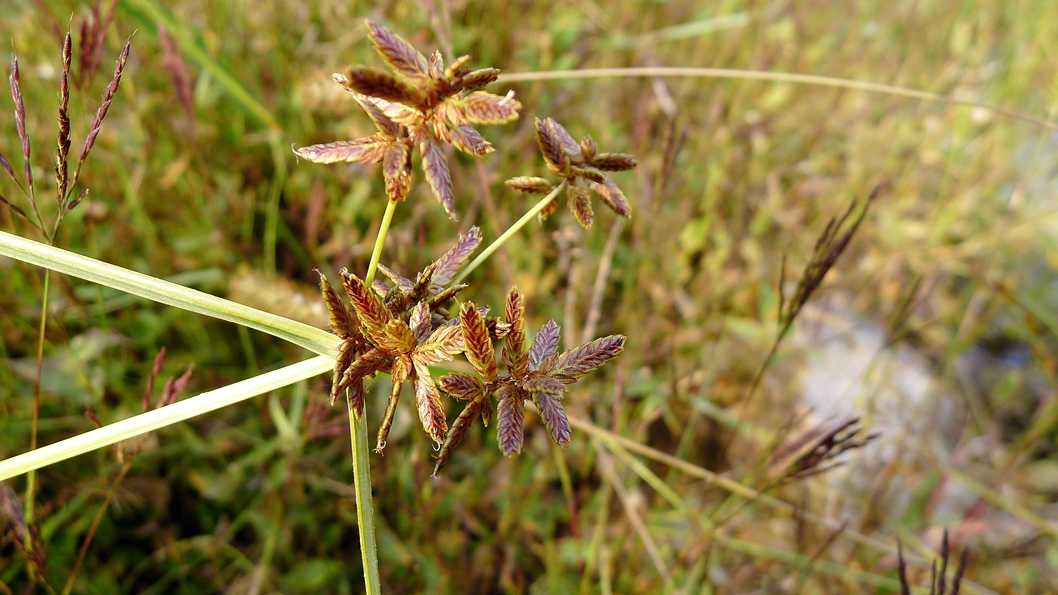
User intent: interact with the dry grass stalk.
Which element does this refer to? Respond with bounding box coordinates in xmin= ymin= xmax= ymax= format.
xmin=768 ymin=416 xmax=879 ymax=482
xmin=77 ymin=0 xmax=120 ymax=89
xmin=899 ymin=531 xmax=969 ymax=595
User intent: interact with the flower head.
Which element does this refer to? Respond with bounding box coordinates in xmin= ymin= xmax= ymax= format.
xmin=295 ymin=21 xmax=521 ymax=220
xmin=432 ymin=287 xmax=625 ymax=474
xmin=506 ymin=117 xmax=637 ymax=228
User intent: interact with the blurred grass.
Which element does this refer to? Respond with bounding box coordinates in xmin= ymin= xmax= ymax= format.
xmin=1 ymin=0 xmax=1058 ymax=593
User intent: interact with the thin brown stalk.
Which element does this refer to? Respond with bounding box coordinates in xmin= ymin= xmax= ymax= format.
xmin=497 ymin=67 xmax=1058 ymax=131
xmin=60 ymin=460 xmax=133 ymax=595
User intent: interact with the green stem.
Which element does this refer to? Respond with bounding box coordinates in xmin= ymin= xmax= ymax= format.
xmin=365 ymin=199 xmax=398 ymax=287
xmin=24 ymin=269 xmax=49 ymax=584
xmin=0 ymin=356 xmax=333 ymax=482
xmin=347 ymin=198 xmax=396 ymax=595
xmin=347 ymin=407 xmax=380 ymax=595
xmin=455 ymin=183 xmax=564 ymax=284
xmin=0 ymin=230 xmax=338 ymax=357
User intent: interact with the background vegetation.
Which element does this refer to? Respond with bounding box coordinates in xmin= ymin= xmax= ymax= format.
xmin=1 ymin=0 xmax=1057 ymax=593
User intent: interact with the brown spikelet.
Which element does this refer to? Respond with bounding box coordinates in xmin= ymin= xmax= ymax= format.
xmin=159 ymin=364 xmax=194 ymax=408
xmin=382 ymin=141 xmax=413 ymax=201
xmin=341 ymin=269 xmax=393 ymax=344
xmin=589 ymin=179 xmax=632 ymax=218
xmin=431 ymin=226 xmax=481 ymax=286
xmin=143 ymin=347 xmax=167 ymax=411
xmin=0 ymin=194 xmax=27 ymax=220
xmin=67 ymin=188 xmax=89 ymax=212
xmin=529 ymin=320 xmax=561 ymax=371
xmin=9 ymin=57 xmax=32 ymax=192
xmin=505 ymin=176 xmax=554 ymax=194
xmin=433 ymin=397 xmax=489 ymax=475
xmin=591 ymin=153 xmax=638 ymax=172
xmin=350 ymin=91 xmax=401 ymax=138
xmin=85 ymin=405 xmax=103 ymax=428
xmin=460 ymin=302 xmax=497 ymax=382
xmin=364 ymin=20 xmax=430 ymax=80
xmin=295 ymin=135 xmax=390 ymax=164
xmin=495 ymin=386 xmax=524 ymax=456
xmin=342 ymin=348 xmax=389 ymax=387
xmin=454 ymin=91 xmax=521 ymax=125
xmin=580 ymin=136 xmax=597 ymax=161
xmin=410 ymin=263 xmax=437 ymax=301
xmin=408 ymin=301 xmax=432 ymax=338
xmin=538 ymin=195 xmax=560 ymax=222
xmin=159 ymin=24 xmax=195 ymax=123
xmin=317 ymin=271 xmax=355 ymax=339
xmin=353 ymin=92 xmax=424 ymax=128
xmin=379 ymin=320 xmax=416 ymax=352
xmin=449 ymin=125 xmax=494 ymax=156
xmin=420 ymin=133 xmax=456 ymax=219
xmin=532 ymin=391 xmax=571 ymax=448
xmin=376 ymin=355 xmax=412 ymax=451
xmin=346 ymin=377 xmax=365 ymax=417
xmin=330 ymin=339 xmax=358 ymax=405
xmin=535 ymin=117 xmax=567 ymax=173
xmin=897 ymin=541 xmax=911 ymax=595
xmin=551 ymin=334 xmax=625 ymax=382
xmin=342 ymin=66 xmax=425 ymax=106
xmin=415 ymin=324 xmax=464 ymax=366
xmin=443 ymin=55 xmax=470 ymax=80
xmin=548 ymin=119 xmax=581 ymax=157
xmin=413 ymin=359 xmax=448 ymax=443
xmin=428 ymin=51 xmax=445 ymax=81
xmin=77 ymin=39 xmax=130 ymax=168
xmin=781 ymin=187 xmax=877 ymax=330
xmin=503 ymin=289 xmax=527 ymax=375
xmin=570 ymin=166 xmax=607 ymax=185
xmin=457 ymin=68 xmax=500 ymax=91
xmin=0 ymin=148 xmax=15 ymax=182
xmin=522 ymin=377 xmax=567 ymax=395
xmin=428 ymin=283 xmax=467 ymax=309
xmin=377 ymin=265 xmax=414 ymax=296
xmin=438 ymin=373 xmax=486 ymax=400
xmin=77 ymin=0 xmax=119 ymax=88
xmin=568 ymin=184 xmax=594 ymax=228
xmin=55 ymin=33 xmax=72 ymax=207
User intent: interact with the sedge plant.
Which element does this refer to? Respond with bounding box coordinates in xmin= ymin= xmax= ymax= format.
xmin=0 ymin=19 xmax=635 ymax=594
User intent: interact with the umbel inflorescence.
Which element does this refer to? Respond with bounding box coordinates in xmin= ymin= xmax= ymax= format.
xmin=298 ymin=20 xmax=633 ymax=474
xmin=318 ymin=228 xmax=625 ymax=476
xmin=294 ymin=20 xmax=521 ymax=219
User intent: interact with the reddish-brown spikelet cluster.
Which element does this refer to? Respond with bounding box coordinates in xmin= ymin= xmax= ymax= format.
xmin=506 ymin=117 xmax=637 ymax=228
xmin=1 ymin=31 xmax=130 ymax=237
xmin=77 ymin=0 xmax=120 ymax=89
xmin=433 ymin=287 xmax=625 ymax=475
xmin=317 ymin=229 xmax=625 ymax=473
xmin=295 ymin=20 xmax=521 ymax=219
